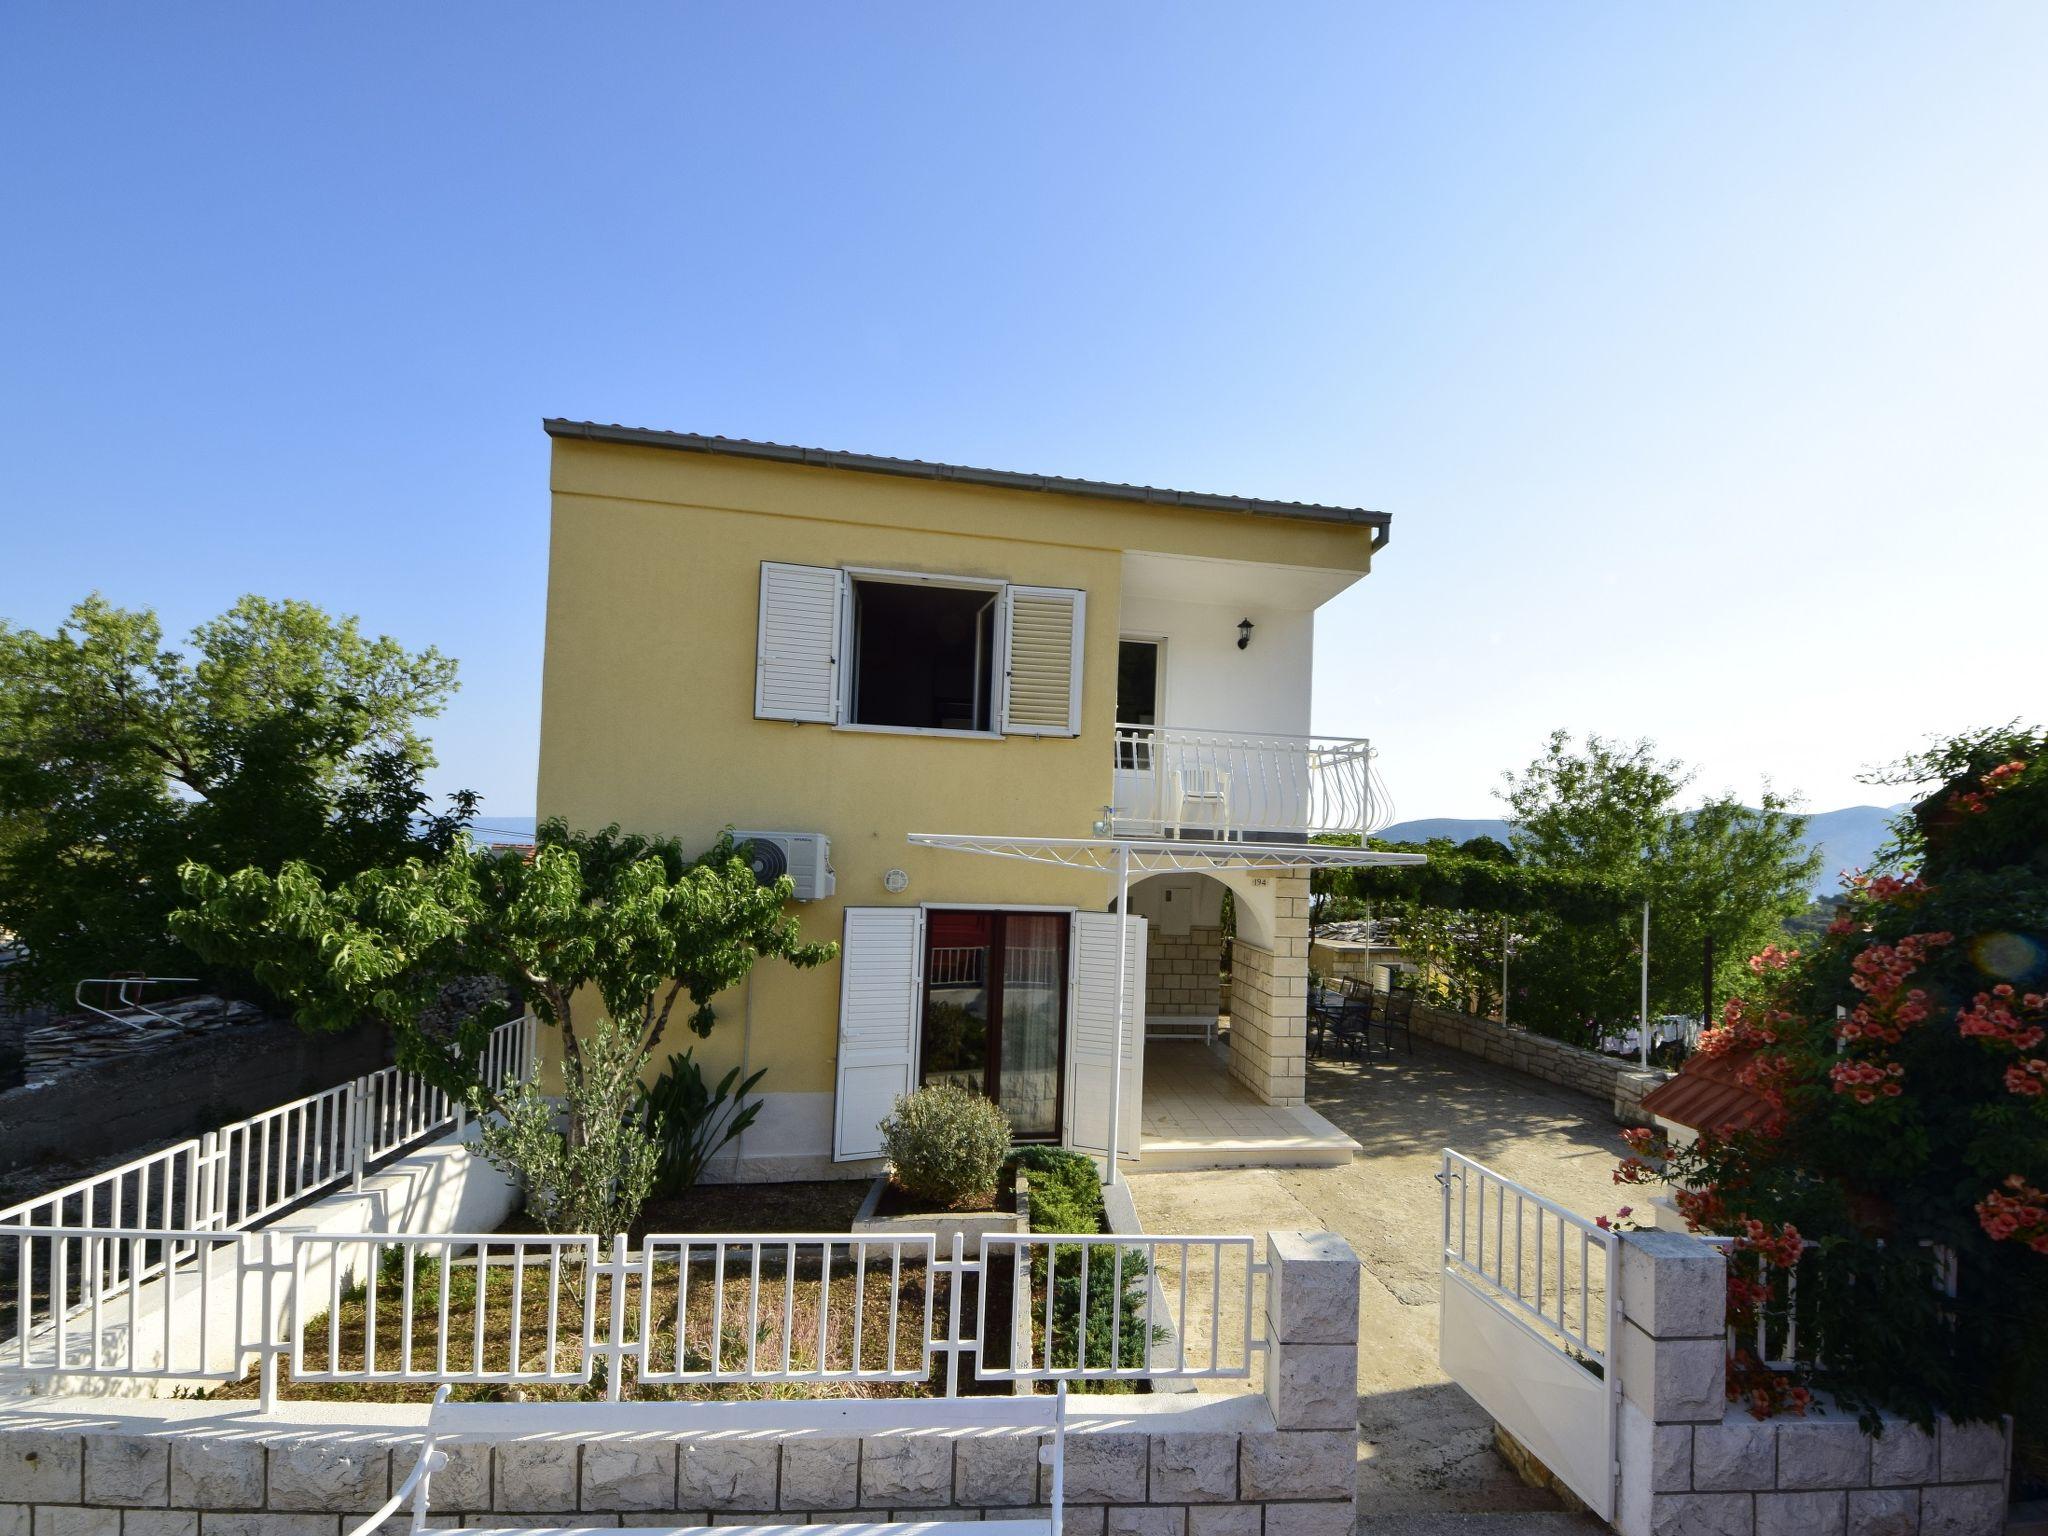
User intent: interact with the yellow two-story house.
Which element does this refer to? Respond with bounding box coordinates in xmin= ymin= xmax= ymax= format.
xmin=536 ymin=420 xmax=1413 ymax=1181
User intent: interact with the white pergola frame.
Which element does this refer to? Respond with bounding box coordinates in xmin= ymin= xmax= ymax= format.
xmin=906 ymin=833 xmax=1427 ymax=1184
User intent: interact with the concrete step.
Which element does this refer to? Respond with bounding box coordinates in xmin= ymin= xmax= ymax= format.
xmin=1136 ymin=1133 xmax=1355 ymax=1170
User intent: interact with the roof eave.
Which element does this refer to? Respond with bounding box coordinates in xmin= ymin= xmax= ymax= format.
xmin=543 ymin=418 xmax=1390 ymax=535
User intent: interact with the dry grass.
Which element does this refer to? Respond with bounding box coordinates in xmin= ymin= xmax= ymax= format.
xmin=211 ymin=1244 xmax=985 ymax=1402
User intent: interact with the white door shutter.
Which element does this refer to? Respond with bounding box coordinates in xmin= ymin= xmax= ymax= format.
xmin=1065 ymin=911 xmax=1146 ymax=1159
xmin=833 ymin=907 xmax=924 ymax=1161
xmin=755 ymin=562 xmax=844 ymax=723
xmin=999 ymin=585 xmax=1085 ymax=736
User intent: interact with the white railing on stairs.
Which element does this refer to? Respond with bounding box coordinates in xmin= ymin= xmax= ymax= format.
xmin=0 ymin=1013 xmax=538 ymax=1239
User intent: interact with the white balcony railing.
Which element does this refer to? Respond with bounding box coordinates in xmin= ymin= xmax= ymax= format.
xmin=1110 ymin=726 xmax=1386 ymax=839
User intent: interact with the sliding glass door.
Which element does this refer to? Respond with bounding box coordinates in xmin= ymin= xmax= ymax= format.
xmin=921 ymin=910 xmax=1067 ymax=1140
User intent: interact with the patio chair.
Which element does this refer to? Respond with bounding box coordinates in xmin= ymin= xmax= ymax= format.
xmin=1320 ymin=979 xmax=1375 ymax=1062
xmin=1372 ymin=986 xmax=1415 ymax=1058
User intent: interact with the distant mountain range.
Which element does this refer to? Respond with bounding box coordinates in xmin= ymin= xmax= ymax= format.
xmin=1378 ymin=805 xmax=1910 ymax=898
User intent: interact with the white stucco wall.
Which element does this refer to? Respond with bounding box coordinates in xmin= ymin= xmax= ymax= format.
xmin=1116 ymin=592 xmax=1315 ymax=738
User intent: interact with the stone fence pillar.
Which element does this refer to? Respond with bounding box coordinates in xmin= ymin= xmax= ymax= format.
xmin=1611 ymin=1227 xmax=2011 ymax=1536
xmin=1256 ymin=1230 xmax=1359 ymax=1536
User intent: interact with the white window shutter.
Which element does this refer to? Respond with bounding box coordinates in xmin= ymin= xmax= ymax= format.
xmin=755 ymin=562 xmax=844 ymax=723
xmin=999 ymin=585 xmax=1085 ymax=736
xmin=1064 ymin=911 xmax=1146 ymax=1158
xmin=833 ymin=906 xmax=924 ymax=1161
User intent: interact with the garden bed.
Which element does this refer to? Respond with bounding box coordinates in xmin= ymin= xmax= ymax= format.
xmin=199 ymin=1156 xmax=1153 ymax=1403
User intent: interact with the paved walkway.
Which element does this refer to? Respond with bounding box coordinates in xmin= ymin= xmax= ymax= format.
xmin=1127 ymin=1037 xmax=1630 ymax=1520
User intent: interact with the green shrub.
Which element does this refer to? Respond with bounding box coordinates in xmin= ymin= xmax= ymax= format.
xmin=1010 ymin=1147 xmax=1155 ymax=1381
xmin=880 ymin=1083 xmax=1012 ymax=1207
xmin=637 ymin=1049 xmax=766 ymax=1198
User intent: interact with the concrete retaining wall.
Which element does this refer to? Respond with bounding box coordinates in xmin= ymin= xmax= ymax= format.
xmin=1409 ymin=1002 xmax=1668 ymax=1126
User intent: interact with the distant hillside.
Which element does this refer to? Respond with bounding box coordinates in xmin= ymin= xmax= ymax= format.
xmin=1378 ymin=804 xmax=1908 ymax=898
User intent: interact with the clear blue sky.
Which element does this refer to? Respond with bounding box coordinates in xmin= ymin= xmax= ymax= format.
xmin=5 ymin=4 xmax=2044 ymax=828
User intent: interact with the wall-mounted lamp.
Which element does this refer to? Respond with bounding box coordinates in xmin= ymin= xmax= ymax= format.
xmin=1236 ymin=617 xmax=1255 ymax=650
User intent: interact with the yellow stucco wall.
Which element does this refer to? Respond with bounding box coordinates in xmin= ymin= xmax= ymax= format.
xmin=535 ymin=438 xmax=1375 ymax=1097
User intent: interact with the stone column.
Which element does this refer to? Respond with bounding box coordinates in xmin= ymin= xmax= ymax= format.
xmin=1612 ymin=1227 xmax=1733 ymax=1536
xmin=1254 ymin=1231 xmax=1360 ymax=1536
xmin=1228 ymin=876 xmax=1310 ymax=1106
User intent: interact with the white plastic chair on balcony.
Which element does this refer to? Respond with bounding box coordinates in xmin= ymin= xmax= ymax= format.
xmin=1167 ymin=763 xmax=1234 ymax=839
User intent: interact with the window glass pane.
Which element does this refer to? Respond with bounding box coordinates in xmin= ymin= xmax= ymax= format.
xmin=923 ymin=911 xmax=990 ymax=1094
xmin=1000 ymin=913 xmax=1064 ymax=1138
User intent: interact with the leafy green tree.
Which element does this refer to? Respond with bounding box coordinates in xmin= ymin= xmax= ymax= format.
xmin=0 ymin=594 xmax=468 ymax=1004
xmin=170 ymin=821 xmax=838 ymax=1124
xmin=1497 ymin=731 xmax=1819 ymax=1039
xmin=1323 ymin=733 xmax=1817 ymax=1042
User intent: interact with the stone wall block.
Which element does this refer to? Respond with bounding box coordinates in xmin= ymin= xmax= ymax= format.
xmin=1645 ymin=1492 xmax=1754 ymax=1536
xmin=1936 ymin=1419 xmax=2005 ymax=1484
xmin=1775 ymin=1422 xmax=1870 ymax=1491
xmin=1847 ymin=1488 xmax=1918 ymax=1536
xmin=1617 ymin=1324 xmax=1725 ymax=1424
xmin=1059 ymin=1506 xmax=1105 ymax=1536
xmin=392 ymin=1444 xmax=490 ymax=1513
xmin=1757 ymin=1489 xmax=1844 ymax=1536
xmin=263 ymin=1445 xmax=387 ymax=1514
xmin=1105 ymin=1506 xmax=1184 ymax=1536
xmin=35 ymin=1509 xmax=120 ymax=1536
xmin=1619 ymin=1229 xmax=1728 ymax=1339
xmin=491 ymin=1444 xmax=577 ymax=1513
xmin=1618 ymin=1400 xmax=1692 ymax=1493
xmin=1262 ymin=1341 xmax=1356 ymax=1431
xmin=198 ymin=1517 xmax=340 ymax=1536
xmin=1147 ymin=1435 xmax=1237 ymax=1503
xmin=1866 ymin=1424 xmax=1935 ymax=1487
xmin=678 ymin=1443 xmax=778 ymax=1513
xmin=1691 ymin=1420 xmax=1776 ymax=1492
xmin=953 ymin=1434 xmax=1040 ymax=1509
xmin=169 ymin=1444 xmax=266 ymax=1512
xmin=1261 ymin=1502 xmax=1354 ymax=1536
xmin=124 ymin=1512 xmax=200 ymax=1536
xmin=0 ymin=1434 xmax=84 ymax=1504
xmin=1043 ymin=1436 xmax=1146 ymax=1505
xmin=83 ymin=1439 xmax=170 ymax=1508
xmin=579 ymin=1445 xmax=674 ymax=1512
xmin=779 ymin=1438 xmax=858 ymax=1513
xmin=1237 ymin=1432 xmax=1353 ymax=1503
xmin=1183 ymin=1506 xmax=1260 ymax=1536
xmin=861 ymin=1436 xmax=953 ymax=1508
xmin=1918 ymin=1483 xmax=2006 ymax=1536
xmin=1263 ymin=1232 xmax=1359 ymax=1346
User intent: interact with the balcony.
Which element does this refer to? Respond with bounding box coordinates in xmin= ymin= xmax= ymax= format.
xmin=1109 ymin=726 xmax=1387 ymax=840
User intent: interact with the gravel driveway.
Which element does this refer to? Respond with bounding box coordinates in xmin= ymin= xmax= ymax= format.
xmin=1126 ymin=1037 xmax=1632 ymax=1520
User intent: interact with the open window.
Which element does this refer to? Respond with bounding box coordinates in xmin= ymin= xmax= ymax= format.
xmin=848 ymin=576 xmax=999 ymax=732
xmin=755 ymin=562 xmax=1085 ymax=737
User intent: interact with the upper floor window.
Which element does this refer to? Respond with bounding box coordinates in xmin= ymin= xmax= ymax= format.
xmin=849 ymin=576 xmax=998 ymax=731
xmin=754 ymin=561 xmax=1085 ymax=737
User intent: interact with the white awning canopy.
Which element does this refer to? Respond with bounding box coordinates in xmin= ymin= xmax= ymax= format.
xmin=905 ymin=832 xmax=1428 ymax=875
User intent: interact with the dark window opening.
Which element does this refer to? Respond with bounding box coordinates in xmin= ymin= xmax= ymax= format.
xmin=850 ymin=579 xmax=998 ymax=731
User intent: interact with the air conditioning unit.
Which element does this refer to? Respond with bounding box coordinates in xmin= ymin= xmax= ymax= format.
xmin=732 ymin=830 xmax=836 ymax=901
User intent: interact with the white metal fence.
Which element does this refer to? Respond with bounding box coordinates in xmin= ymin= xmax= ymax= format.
xmin=1440 ymin=1149 xmax=1616 ymax=1366
xmin=0 ymin=1015 xmax=537 ymax=1241
xmin=1 ymin=1224 xmax=1262 ymax=1408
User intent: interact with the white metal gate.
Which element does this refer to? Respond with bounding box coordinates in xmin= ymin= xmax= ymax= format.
xmin=1437 ymin=1149 xmax=1619 ymax=1521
